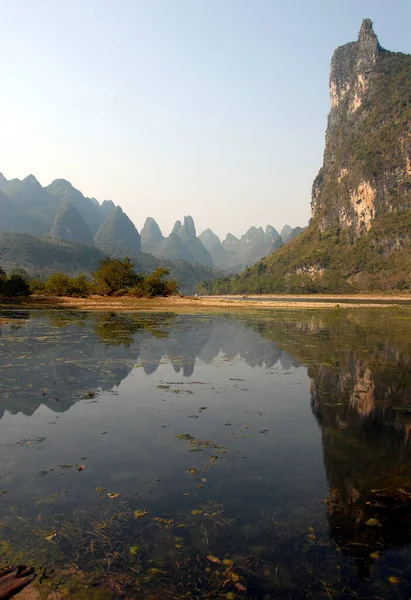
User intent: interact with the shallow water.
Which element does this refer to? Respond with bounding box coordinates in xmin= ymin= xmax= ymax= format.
xmin=0 ymin=308 xmax=411 ymax=598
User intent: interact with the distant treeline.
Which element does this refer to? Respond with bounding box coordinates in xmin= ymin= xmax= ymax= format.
xmin=0 ymin=257 xmax=179 ymax=299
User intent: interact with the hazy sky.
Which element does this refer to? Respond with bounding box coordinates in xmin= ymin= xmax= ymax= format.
xmin=1 ymin=0 xmax=410 ymax=239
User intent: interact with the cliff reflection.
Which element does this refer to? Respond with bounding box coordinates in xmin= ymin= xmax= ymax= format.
xmin=253 ymin=310 xmax=411 ymax=576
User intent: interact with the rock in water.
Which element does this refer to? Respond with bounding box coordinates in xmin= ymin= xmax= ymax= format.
xmin=0 ymin=565 xmax=35 ymax=598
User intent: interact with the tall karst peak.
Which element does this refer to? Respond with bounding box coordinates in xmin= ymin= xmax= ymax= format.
xmin=357 ymin=18 xmax=381 ymax=63
xmin=23 ymin=174 xmax=41 ymax=187
xmin=141 ymin=217 xmax=164 ymax=247
xmin=50 ymin=202 xmax=95 ymax=247
xmin=49 ymin=178 xmax=74 ymax=191
xmin=280 ymin=224 xmax=292 ymax=238
xmin=225 ymin=233 xmax=239 ymax=243
xmin=101 ymin=199 xmax=116 ymax=218
xmin=0 ymin=173 xmax=7 ymax=190
xmin=224 ymin=19 xmax=411 ymax=294
xmin=172 ymin=220 xmax=182 ymax=235
xmin=330 ymin=18 xmax=383 ymax=114
xmin=46 ymin=178 xmax=105 ymax=235
xmin=199 ymin=228 xmax=221 ymax=246
xmin=179 ymin=216 xmax=196 ymax=240
xmin=314 ymin=18 xmax=411 ymax=239
xmin=95 ymin=205 xmax=141 ymax=256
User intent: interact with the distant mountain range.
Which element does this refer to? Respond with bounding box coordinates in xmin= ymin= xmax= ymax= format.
xmin=0 ymin=172 xmax=304 ymax=272
xmin=141 ymin=217 xmax=303 ymax=271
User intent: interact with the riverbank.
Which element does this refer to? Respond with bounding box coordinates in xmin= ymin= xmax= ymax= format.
xmin=1 ymin=293 xmax=411 ymax=313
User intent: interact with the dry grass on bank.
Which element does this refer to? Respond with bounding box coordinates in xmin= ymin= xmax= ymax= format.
xmin=1 ymin=293 xmax=410 ymax=313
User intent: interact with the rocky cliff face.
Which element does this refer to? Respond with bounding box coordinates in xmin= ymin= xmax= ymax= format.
xmin=212 ymin=20 xmax=411 ymax=293
xmin=312 ymin=19 xmax=411 ymax=239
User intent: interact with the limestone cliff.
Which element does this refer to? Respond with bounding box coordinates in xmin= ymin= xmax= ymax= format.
xmin=312 ymin=19 xmax=411 ymax=239
xmin=206 ymin=20 xmax=411 ymax=293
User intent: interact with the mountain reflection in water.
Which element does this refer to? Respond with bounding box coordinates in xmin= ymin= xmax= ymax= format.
xmin=0 ymin=309 xmax=411 ymax=597
xmin=0 ymin=311 xmax=298 ymax=418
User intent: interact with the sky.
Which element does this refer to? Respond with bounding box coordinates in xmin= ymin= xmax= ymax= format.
xmin=1 ymin=0 xmax=410 ymax=239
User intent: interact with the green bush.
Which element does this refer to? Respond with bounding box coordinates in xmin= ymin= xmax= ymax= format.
xmin=142 ymin=267 xmax=179 ymax=297
xmin=92 ymin=257 xmax=142 ymax=296
xmin=44 ymin=272 xmax=91 ymax=297
xmin=29 ymin=279 xmax=46 ymax=295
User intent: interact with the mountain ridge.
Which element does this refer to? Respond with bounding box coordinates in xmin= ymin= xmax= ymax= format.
xmin=0 ymin=170 xmax=305 ymax=272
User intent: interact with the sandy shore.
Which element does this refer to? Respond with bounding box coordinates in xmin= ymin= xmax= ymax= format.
xmin=1 ymin=294 xmax=410 ymax=313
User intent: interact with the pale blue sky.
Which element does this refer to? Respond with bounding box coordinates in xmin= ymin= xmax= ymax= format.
xmin=1 ymin=0 xmax=410 ymax=238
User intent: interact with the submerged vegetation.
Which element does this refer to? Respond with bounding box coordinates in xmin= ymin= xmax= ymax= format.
xmin=0 ymin=310 xmax=411 ymax=597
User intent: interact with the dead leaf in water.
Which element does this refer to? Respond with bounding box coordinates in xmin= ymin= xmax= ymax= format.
xmin=365 ymin=518 xmax=382 ymax=527
xmin=107 ymin=493 xmax=120 ymax=499
xmin=207 ymin=555 xmax=221 ymax=564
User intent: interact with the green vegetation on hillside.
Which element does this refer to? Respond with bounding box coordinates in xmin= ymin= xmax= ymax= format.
xmin=316 ymin=49 xmax=411 ymax=233
xmin=199 ymin=211 xmax=411 ymax=294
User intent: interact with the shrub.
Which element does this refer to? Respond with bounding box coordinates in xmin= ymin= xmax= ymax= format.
xmin=92 ymin=257 xmax=142 ymax=295
xmin=29 ymin=279 xmax=46 ymax=295
xmin=142 ymin=267 xmax=179 ymax=297
xmin=44 ymin=272 xmax=91 ymax=297
xmin=1 ymin=274 xmax=31 ymax=297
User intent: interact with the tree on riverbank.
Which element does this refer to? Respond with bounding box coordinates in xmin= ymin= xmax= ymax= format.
xmin=0 ymin=268 xmax=31 ymax=297
xmin=27 ymin=257 xmax=180 ymax=298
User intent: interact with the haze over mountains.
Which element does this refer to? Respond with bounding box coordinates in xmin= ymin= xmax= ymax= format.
xmin=0 ymin=172 xmax=304 ymax=274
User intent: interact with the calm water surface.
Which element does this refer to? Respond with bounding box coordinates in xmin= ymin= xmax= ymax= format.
xmin=0 ymin=308 xmax=410 ymax=599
